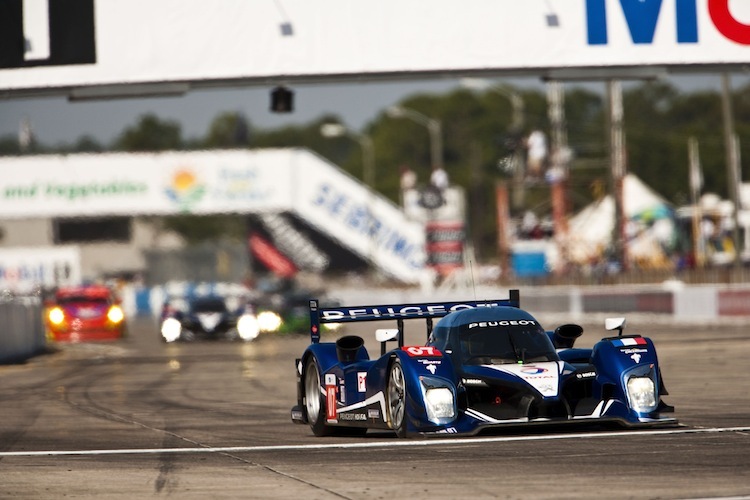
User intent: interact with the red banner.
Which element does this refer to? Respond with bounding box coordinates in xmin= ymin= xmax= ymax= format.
xmin=248 ymin=233 xmax=297 ymax=278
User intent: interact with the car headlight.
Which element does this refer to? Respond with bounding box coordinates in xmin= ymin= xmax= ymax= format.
xmin=424 ymin=387 xmax=455 ymax=422
xmin=237 ymin=314 xmax=260 ymax=341
xmin=107 ymin=305 xmax=125 ymax=324
xmin=48 ymin=307 xmax=65 ymax=325
xmin=161 ymin=317 xmax=182 ymax=343
xmin=626 ymin=376 xmax=657 ymax=413
xmin=257 ymin=311 xmax=282 ymax=332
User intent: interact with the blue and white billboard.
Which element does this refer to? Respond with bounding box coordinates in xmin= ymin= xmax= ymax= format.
xmin=0 ymin=1 xmax=748 ymax=95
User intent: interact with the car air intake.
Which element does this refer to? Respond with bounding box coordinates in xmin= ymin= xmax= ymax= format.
xmin=336 ymin=335 xmax=364 ymax=363
xmin=552 ymin=324 xmax=583 ymax=349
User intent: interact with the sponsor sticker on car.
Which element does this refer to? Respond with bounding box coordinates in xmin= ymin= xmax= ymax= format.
xmin=610 ymin=337 xmax=647 ymax=347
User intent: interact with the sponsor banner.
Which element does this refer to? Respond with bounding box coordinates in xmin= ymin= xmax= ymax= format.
xmin=0 ymin=246 xmax=81 ymax=293
xmin=583 ymin=291 xmax=673 ymax=314
xmin=0 ymin=150 xmax=292 ymax=218
xmin=717 ymin=290 xmax=750 ymax=316
xmin=294 ymin=149 xmax=426 ymax=282
xmin=2 ymin=1 xmax=750 ymax=93
xmin=426 ymin=220 xmax=465 ymax=275
xmin=0 ymin=149 xmax=429 ymax=283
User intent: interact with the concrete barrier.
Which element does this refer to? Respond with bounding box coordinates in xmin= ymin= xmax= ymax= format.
xmin=0 ymin=295 xmax=45 ymax=364
xmin=119 ymin=282 xmax=750 ymax=322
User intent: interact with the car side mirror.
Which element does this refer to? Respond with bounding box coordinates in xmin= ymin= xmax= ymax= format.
xmin=605 ymin=317 xmax=626 ymax=336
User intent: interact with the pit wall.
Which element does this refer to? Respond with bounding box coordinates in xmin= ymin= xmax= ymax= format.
xmin=1 ymin=283 xmax=748 ymax=365
xmin=0 ymin=297 xmax=44 ymax=364
xmin=119 ymin=283 xmax=750 ymax=321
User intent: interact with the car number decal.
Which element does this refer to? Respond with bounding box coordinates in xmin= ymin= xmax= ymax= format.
xmin=402 ymin=346 xmax=442 ymax=357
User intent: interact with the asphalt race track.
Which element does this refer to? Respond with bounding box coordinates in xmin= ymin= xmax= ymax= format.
xmin=1 ymin=314 xmax=749 ymax=499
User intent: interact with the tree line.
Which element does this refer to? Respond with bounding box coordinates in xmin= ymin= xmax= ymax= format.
xmin=2 ymin=80 xmax=748 ymax=261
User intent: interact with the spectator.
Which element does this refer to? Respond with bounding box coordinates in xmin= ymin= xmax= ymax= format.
xmin=526 ymin=129 xmax=547 ymax=180
xmin=430 ymin=166 xmax=449 ymax=191
xmin=399 ymin=165 xmax=417 ymax=191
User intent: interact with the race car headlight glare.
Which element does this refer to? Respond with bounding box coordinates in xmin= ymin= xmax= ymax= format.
xmin=424 ymin=387 xmax=455 ymax=421
xmin=627 ymin=376 xmax=657 ymax=412
xmin=257 ymin=311 xmax=282 ymax=332
xmin=107 ymin=305 xmax=125 ymax=324
xmin=237 ymin=314 xmax=260 ymax=341
xmin=48 ymin=307 xmax=65 ymax=325
xmin=161 ymin=317 xmax=182 ymax=342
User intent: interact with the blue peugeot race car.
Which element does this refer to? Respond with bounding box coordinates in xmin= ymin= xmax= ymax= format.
xmin=290 ymin=290 xmax=676 ymax=437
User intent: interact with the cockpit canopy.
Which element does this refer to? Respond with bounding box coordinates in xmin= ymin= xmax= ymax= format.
xmin=428 ymin=306 xmax=558 ymax=365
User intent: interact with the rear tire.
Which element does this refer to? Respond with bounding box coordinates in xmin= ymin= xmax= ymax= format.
xmin=304 ymin=356 xmax=333 ymax=436
xmin=386 ymin=359 xmax=407 ymax=437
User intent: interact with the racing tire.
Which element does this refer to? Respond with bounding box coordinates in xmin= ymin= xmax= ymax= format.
xmin=304 ymin=356 xmax=334 ymax=437
xmin=386 ymin=359 xmax=408 ymax=438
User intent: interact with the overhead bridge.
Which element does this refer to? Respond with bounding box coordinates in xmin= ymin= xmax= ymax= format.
xmin=0 ymin=148 xmax=427 ymax=283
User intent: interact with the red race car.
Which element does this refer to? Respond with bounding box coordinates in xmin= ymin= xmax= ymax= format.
xmin=45 ymin=285 xmax=127 ymax=342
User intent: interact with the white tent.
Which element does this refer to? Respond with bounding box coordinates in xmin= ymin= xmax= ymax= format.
xmin=566 ymin=174 xmax=674 ymax=267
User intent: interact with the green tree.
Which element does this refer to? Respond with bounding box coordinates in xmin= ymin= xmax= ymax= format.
xmin=203 ymin=112 xmax=251 ymax=148
xmin=113 ymin=113 xmax=182 ymax=151
xmin=162 ymin=214 xmax=248 ymax=244
xmin=0 ymin=135 xmax=22 ymax=155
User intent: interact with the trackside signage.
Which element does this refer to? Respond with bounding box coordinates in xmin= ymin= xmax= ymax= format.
xmin=0 ymin=149 xmax=428 ymax=283
xmin=586 ymin=0 xmax=750 ymax=45
xmin=1 ymin=1 xmax=748 ymax=94
xmin=0 ymin=150 xmax=291 ymax=217
xmin=0 ymin=246 xmax=81 ymax=293
xmin=291 ymin=149 xmax=426 ymax=282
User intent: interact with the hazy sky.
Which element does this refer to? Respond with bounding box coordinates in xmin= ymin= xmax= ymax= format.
xmin=0 ymin=72 xmax=747 ymax=146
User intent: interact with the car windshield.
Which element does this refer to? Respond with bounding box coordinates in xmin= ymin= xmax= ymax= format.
xmin=191 ymin=298 xmax=227 ymax=313
xmin=58 ymin=296 xmax=109 ymax=306
xmin=458 ymin=321 xmax=558 ymax=365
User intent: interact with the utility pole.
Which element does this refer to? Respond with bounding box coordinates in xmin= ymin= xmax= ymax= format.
xmin=688 ymin=137 xmax=704 ymax=268
xmin=721 ymin=73 xmax=742 ymax=270
xmin=608 ymin=80 xmax=627 ymax=271
xmin=546 ymin=80 xmax=570 ymax=274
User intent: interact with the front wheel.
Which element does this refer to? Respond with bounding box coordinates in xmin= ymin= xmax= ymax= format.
xmin=387 ymin=359 xmax=407 ymax=437
xmin=304 ymin=356 xmax=333 ymax=436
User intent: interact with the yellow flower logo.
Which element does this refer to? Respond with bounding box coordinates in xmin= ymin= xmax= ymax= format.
xmin=165 ymin=167 xmax=205 ymax=212
xmin=172 ymin=169 xmax=196 ymax=192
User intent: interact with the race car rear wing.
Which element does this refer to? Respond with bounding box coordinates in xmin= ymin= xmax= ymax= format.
xmin=307 ymin=289 xmax=520 ymax=344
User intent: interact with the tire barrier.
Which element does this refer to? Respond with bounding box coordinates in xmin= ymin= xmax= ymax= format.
xmin=0 ymin=295 xmax=45 ymax=364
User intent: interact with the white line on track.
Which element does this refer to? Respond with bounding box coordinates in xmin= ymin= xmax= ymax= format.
xmin=2 ymin=426 xmax=749 ymax=458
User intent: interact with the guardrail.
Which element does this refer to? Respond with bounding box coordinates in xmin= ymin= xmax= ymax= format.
xmin=0 ymin=295 xmax=45 ymax=364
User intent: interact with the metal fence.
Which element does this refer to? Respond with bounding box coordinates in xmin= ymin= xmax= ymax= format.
xmin=143 ymin=242 xmax=250 ymax=286
xmin=0 ymin=294 xmax=45 ymax=364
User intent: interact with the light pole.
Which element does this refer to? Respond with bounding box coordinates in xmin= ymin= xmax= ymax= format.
xmin=320 ymin=123 xmax=377 ymax=268
xmin=460 ymin=78 xmax=526 ymax=210
xmin=386 ymin=106 xmax=444 ymax=172
xmin=460 ymin=78 xmax=525 ymax=132
xmin=320 ymin=123 xmax=375 ymax=190
xmin=461 ymin=78 xmax=527 ymax=272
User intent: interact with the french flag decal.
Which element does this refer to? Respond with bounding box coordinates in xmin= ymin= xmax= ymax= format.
xmin=611 ymin=337 xmax=647 ymax=347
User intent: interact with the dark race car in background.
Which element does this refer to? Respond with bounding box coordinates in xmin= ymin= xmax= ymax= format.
xmin=160 ymin=293 xmax=260 ymax=342
xmin=45 ymin=285 xmax=127 ymax=342
xmin=291 ymin=289 xmax=676 ymax=437
xmin=253 ymin=277 xmax=341 ymax=334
